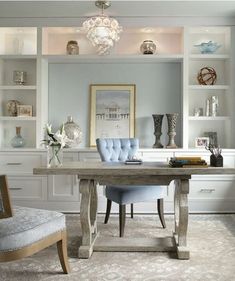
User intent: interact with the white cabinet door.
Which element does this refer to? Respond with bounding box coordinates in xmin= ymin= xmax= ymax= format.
xmin=48 ymin=152 xmax=79 ymax=202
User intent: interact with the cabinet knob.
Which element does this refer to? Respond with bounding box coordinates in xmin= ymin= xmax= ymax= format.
xmin=9 ymin=187 xmax=23 ymax=190
xmin=200 ymin=188 xmax=215 ymax=193
xmin=6 ymin=163 xmax=22 ymax=165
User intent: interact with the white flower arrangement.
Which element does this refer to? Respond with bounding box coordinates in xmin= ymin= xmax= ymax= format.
xmin=43 ymin=123 xmax=70 ymax=148
xmin=42 ymin=124 xmax=71 ymax=166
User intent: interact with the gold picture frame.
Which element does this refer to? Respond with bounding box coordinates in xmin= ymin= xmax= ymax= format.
xmin=90 ymin=84 xmax=136 ymax=147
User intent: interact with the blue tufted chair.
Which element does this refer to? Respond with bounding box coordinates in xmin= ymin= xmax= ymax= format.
xmin=96 ymin=138 xmax=166 ymax=237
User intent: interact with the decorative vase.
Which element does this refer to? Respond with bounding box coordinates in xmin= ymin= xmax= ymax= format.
xmin=140 ymin=40 xmax=156 ymax=54
xmin=152 ymin=114 xmax=164 ymax=148
xmin=11 ymin=127 xmax=26 ymax=148
xmin=64 ymin=116 xmax=82 ymax=148
xmin=210 ymin=154 xmax=223 ymax=167
xmin=6 ymin=100 xmax=20 ymax=116
xmin=205 ymin=98 xmax=210 ymax=116
xmin=66 ymin=40 xmax=79 ymax=55
xmin=210 ymin=95 xmax=219 ymax=117
xmin=47 ymin=145 xmax=63 ymax=167
xmin=166 ymin=113 xmax=178 ymax=148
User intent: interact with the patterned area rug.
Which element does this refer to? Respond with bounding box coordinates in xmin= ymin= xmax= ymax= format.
xmin=1 ymin=214 xmax=235 ymax=281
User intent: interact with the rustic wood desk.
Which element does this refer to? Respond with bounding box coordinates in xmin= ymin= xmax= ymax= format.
xmin=33 ymin=162 xmax=235 ymax=260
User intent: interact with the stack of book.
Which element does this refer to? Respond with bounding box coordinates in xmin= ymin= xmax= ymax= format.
xmin=169 ymin=157 xmax=208 ymax=168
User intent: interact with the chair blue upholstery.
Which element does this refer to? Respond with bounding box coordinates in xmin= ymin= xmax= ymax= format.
xmin=96 ymin=138 xmax=166 ymax=237
xmin=0 ymin=175 xmax=70 ymax=274
xmin=0 ymin=206 xmax=65 ymax=252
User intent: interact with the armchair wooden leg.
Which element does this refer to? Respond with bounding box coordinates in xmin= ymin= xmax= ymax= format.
xmin=157 ymin=198 xmax=166 ymax=228
xmin=131 ymin=203 xmax=134 ymax=218
xmin=57 ymin=231 xmax=70 ymax=274
xmin=119 ymin=204 xmax=126 ymax=237
xmin=104 ymin=199 xmax=112 ymax=224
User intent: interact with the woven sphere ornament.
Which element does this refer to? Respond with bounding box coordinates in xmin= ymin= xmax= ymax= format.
xmin=197 ymin=67 xmax=217 ymax=85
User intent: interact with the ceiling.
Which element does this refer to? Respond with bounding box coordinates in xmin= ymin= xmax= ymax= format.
xmin=0 ymin=1 xmax=235 ymax=18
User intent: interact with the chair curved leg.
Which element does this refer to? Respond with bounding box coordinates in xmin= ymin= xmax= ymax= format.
xmin=157 ymin=198 xmax=166 ymax=228
xmin=119 ymin=204 xmax=126 ymax=237
xmin=131 ymin=203 xmax=134 ymax=218
xmin=104 ymin=199 xmax=112 ymax=224
xmin=57 ymin=231 xmax=70 ymax=274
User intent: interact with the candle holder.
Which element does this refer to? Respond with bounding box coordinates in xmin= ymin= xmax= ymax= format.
xmin=152 ymin=114 xmax=164 ymax=148
xmin=166 ymin=113 xmax=178 ymax=148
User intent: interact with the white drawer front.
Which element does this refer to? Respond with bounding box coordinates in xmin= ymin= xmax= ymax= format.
xmin=8 ymin=176 xmax=47 ymax=201
xmin=0 ymin=153 xmax=44 ymax=174
xmin=189 ymin=179 xmax=235 ymax=200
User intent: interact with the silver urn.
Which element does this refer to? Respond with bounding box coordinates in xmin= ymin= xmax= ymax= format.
xmin=140 ymin=40 xmax=156 ymax=54
xmin=64 ymin=116 xmax=82 ymax=148
xmin=66 ymin=40 xmax=79 ymax=55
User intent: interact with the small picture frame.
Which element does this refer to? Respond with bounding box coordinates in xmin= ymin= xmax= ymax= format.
xmin=195 ymin=137 xmax=210 ymax=148
xmin=17 ymin=105 xmax=32 ymax=117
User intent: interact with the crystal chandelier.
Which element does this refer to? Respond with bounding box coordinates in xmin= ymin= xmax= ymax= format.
xmin=83 ymin=1 xmax=122 ymax=55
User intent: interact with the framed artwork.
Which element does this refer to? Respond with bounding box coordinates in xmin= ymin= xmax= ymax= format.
xmin=0 ymin=175 xmax=13 ymax=219
xmin=195 ymin=137 xmax=210 ymax=148
xmin=17 ymin=105 xmax=33 ymax=117
xmin=90 ymin=84 xmax=136 ymax=147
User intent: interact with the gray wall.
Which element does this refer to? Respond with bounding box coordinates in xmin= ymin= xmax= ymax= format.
xmin=49 ymin=62 xmax=182 ymax=148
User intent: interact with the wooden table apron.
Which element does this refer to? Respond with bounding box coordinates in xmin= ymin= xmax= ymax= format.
xmin=33 ymin=162 xmax=235 ymax=260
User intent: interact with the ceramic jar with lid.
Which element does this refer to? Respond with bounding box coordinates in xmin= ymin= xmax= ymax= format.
xmin=66 ymin=40 xmax=79 ymax=55
xmin=140 ymin=40 xmax=156 ymax=54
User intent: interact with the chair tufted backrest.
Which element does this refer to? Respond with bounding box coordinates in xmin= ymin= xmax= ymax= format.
xmin=96 ymin=138 xmax=139 ymax=162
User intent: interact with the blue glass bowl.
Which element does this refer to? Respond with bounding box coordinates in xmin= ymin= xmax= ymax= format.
xmin=194 ymin=41 xmax=221 ymax=54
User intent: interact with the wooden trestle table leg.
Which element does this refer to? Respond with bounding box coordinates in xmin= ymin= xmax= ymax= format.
xmin=173 ymin=179 xmax=190 ymax=259
xmin=78 ymin=179 xmax=99 ymax=258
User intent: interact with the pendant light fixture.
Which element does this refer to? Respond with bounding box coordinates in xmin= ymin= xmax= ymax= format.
xmin=83 ymin=1 xmax=122 ymax=55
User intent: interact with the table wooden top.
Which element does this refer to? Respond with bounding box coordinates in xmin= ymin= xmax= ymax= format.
xmin=33 ymin=161 xmax=235 ymax=177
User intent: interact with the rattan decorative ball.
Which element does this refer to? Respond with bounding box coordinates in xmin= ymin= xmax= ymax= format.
xmin=197 ymin=67 xmax=217 ymax=85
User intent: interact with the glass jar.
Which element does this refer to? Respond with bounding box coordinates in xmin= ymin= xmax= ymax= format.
xmin=11 ymin=127 xmax=26 ymax=148
xmin=64 ymin=116 xmax=82 ymax=148
xmin=47 ymin=145 xmax=63 ymax=167
xmin=140 ymin=40 xmax=157 ymax=54
xmin=13 ymin=70 xmax=27 ymax=85
xmin=66 ymin=40 xmax=79 ymax=55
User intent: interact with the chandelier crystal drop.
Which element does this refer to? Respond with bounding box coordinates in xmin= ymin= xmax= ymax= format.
xmin=83 ymin=1 xmax=122 ymax=55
